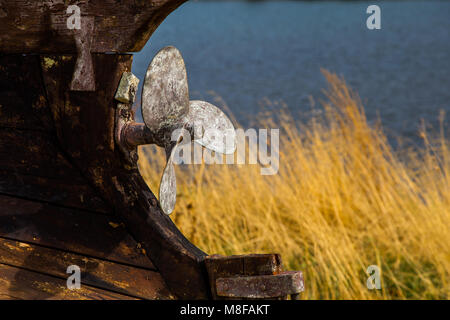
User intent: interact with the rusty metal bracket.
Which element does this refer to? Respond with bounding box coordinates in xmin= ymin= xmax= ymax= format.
xmin=205 ymin=254 xmax=304 ymax=300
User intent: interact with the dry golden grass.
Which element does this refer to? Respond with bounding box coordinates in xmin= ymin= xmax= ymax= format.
xmin=138 ymin=71 xmax=449 ymax=300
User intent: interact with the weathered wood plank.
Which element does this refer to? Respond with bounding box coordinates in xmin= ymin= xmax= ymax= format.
xmin=0 ymin=194 xmax=155 ymax=270
xmin=40 ymin=54 xmax=125 ymax=163
xmin=0 ymin=170 xmax=109 ymax=213
xmin=216 ymin=272 xmax=304 ymax=299
xmin=0 ymin=263 xmax=137 ymax=300
xmin=0 ymin=238 xmax=173 ymax=300
xmin=204 ymin=254 xmax=284 ymax=300
xmin=0 ymin=128 xmax=90 ymax=180
xmin=0 ymin=54 xmax=110 ymax=213
xmin=0 ymin=0 xmax=187 ymax=53
xmin=0 ymin=55 xmax=53 ymax=131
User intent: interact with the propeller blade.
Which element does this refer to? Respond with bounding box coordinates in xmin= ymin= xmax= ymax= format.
xmin=187 ymin=100 xmax=236 ymax=155
xmin=142 ymin=46 xmax=190 ymax=136
xmin=159 ymin=156 xmax=177 ymax=215
xmin=158 ymin=132 xmax=184 ymax=215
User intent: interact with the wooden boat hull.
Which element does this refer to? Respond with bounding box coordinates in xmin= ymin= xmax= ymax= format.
xmin=0 ymin=0 xmax=304 ymax=300
xmin=0 ymin=0 xmax=186 ymax=53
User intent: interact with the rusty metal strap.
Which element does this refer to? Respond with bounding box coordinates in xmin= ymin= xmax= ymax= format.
xmin=216 ymin=271 xmax=304 ymax=299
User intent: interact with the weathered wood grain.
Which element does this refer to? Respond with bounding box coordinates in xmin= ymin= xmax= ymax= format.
xmin=40 ymin=54 xmax=122 ymax=163
xmin=215 ymin=271 xmax=304 ymax=299
xmin=0 ymin=128 xmax=90 ymax=180
xmin=0 ymin=127 xmax=110 ymax=213
xmin=204 ymin=254 xmax=284 ymax=299
xmin=0 ymin=0 xmax=187 ymax=53
xmin=0 ymin=194 xmax=155 ymax=270
xmin=0 ymin=55 xmax=54 ymax=131
xmin=0 ymin=54 xmax=109 ymax=213
xmin=0 ymin=238 xmax=173 ymax=299
xmin=0 ymin=170 xmax=108 ymax=213
xmin=0 ymin=263 xmax=137 ymax=300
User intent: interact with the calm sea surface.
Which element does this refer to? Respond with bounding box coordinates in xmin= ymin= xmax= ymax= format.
xmin=132 ymin=1 xmax=450 ymax=142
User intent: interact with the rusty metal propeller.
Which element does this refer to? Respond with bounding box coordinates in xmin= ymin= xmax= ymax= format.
xmin=116 ymin=46 xmax=236 ymax=215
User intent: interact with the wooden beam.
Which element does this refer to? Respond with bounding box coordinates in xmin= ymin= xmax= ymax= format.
xmin=0 ymin=194 xmax=155 ymax=270
xmin=0 ymin=54 xmax=109 ymax=213
xmin=0 ymin=55 xmax=54 ymax=131
xmin=0 ymin=0 xmax=187 ymax=54
xmin=0 ymin=171 xmax=109 ymax=214
xmin=204 ymin=254 xmax=284 ymax=299
xmin=0 ymin=126 xmax=110 ymax=213
xmin=0 ymin=263 xmax=137 ymax=300
xmin=0 ymin=238 xmax=173 ymax=299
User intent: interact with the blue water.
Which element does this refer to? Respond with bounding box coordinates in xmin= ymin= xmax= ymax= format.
xmin=132 ymin=1 xmax=450 ymax=142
